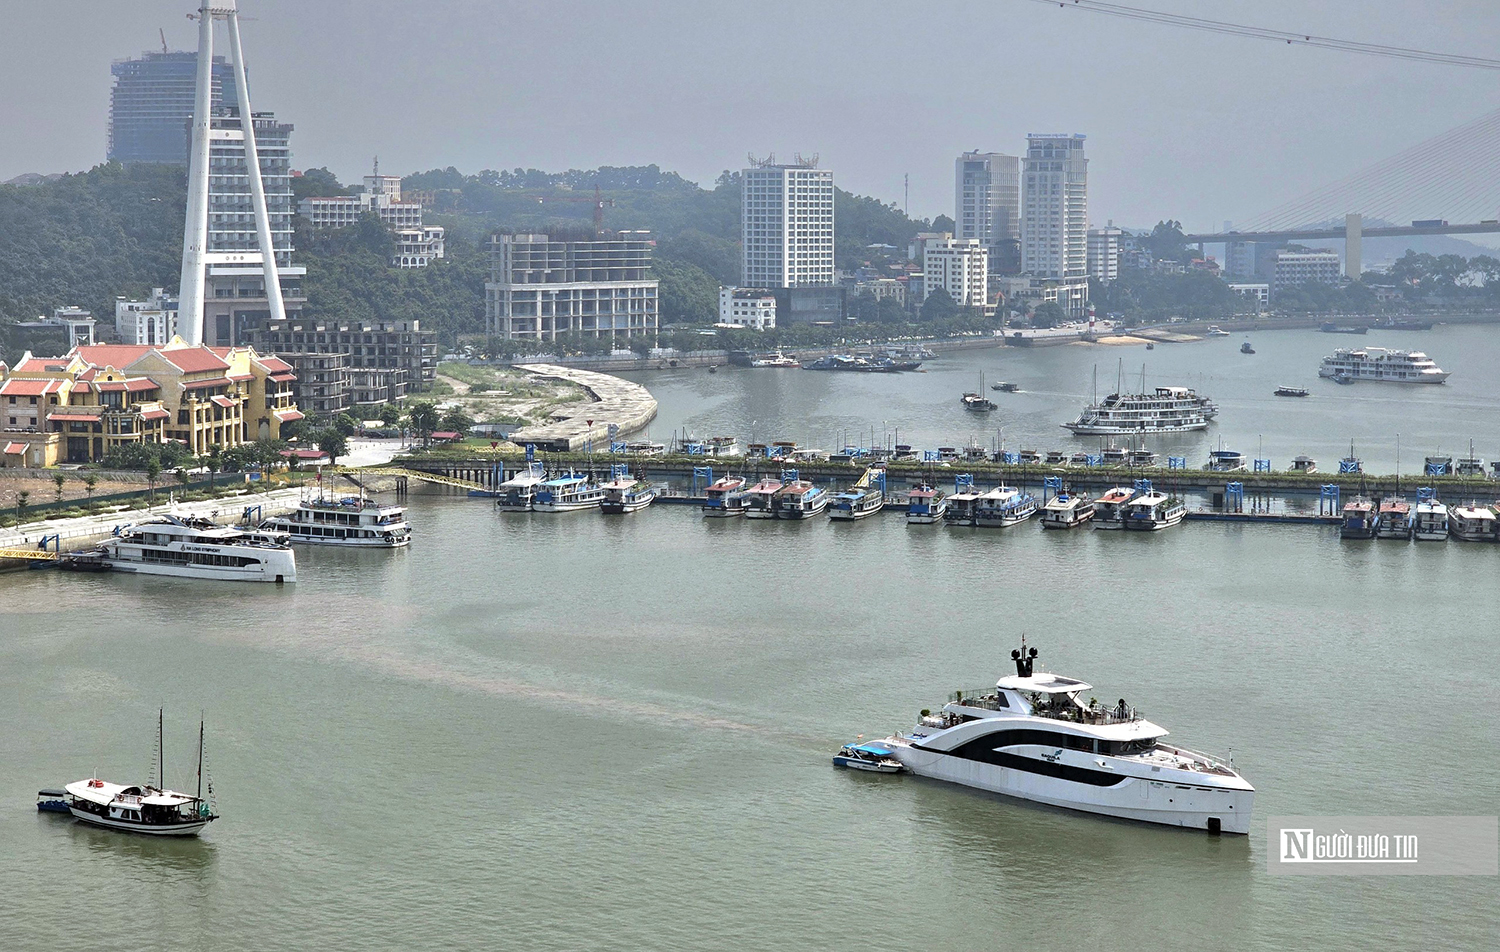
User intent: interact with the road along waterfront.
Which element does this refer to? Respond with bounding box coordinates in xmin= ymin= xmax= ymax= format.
xmin=2 ymin=495 xmax=1496 ymax=952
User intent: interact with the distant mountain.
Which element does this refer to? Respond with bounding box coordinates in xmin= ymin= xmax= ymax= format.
xmin=3 ymin=172 xmax=64 ymax=186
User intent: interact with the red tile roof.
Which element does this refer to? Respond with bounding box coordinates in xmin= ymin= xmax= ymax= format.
xmin=182 ymin=377 xmax=233 ymax=390
xmin=73 ymin=344 xmax=154 ymax=369
xmin=140 ymin=408 xmax=170 ymax=421
xmin=0 ymin=378 xmax=64 ymax=396
xmin=259 ymin=356 xmax=293 ymax=372
xmin=157 ymin=347 xmax=231 ymax=373
xmin=210 ymin=395 xmax=237 ymax=408
xmin=3 ymin=441 xmax=25 ymax=454
xmin=49 ymin=412 xmax=101 ymax=422
xmin=9 ymin=356 xmax=71 ymax=374
xmin=273 ymin=409 xmax=304 ymax=422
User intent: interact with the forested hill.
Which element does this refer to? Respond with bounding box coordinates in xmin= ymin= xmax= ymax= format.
xmin=0 ymin=162 xmax=932 ymax=355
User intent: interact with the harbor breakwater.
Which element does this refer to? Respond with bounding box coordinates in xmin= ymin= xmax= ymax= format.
xmin=505 ymin=364 xmax=658 ymax=451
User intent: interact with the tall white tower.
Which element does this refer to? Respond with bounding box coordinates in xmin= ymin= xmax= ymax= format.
xmin=177 ymin=0 xmax=284 ymax=346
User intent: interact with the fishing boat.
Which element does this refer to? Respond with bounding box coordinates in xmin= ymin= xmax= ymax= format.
xmin=1412 ymin=498 xmax=1450 ymax=541
xmin=599 ymin=475 xmax=658 ymax=514
xmin=1092 ymin=487 xmax=1137 ymax=529
xmin=774 ymin=480 xmax=830 ymax=520
xmin=906 ymin=485 xmax=948 ymax=525
xmin=1123 ymin=491 xmax=1186 ymax=531
xmin=1041 ymin=492 xmax=1095 ymax=529
xmin=1448 ymin=505 xmax=1500 ymax=542
xmin=974 ymin=486 xmax=1037 ymax=528
xmin=259 ymin=489 xmax=411 ymax=547
xmin=1376 ymin=499 xmax=1412 ymax=539
xmin=743 ymin=477 xmax=784 ymax=519
xmin=1274 ymin=386 xmax=1310 ymax=397
xmin=1339 ymin=499 xmax=1377 ymax=539
xmin=533 ymin=472 xmax=605 ymax=513
xmin=832 ymin=742 xmax=905 ymax=774
xmin=882 ymin=641 xmax=1254 ymax=833
xmin=495 ymin=462 xmax=547 ymax=512
xmin=83 ymin=515 xmax=295 ymax=583
xmin=702 ymin=475 xmax=749 ymax=518
xmin=63 ymin=711 xmax=217 ymax=837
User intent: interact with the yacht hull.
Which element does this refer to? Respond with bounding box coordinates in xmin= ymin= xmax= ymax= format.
xmin=103 ymin=557 xmax=295 ymax=583
xmin=893 ymin=748 xmax=1252 ymax=834
xmin=69 ymin=808 xmax=210 ymax=836
xmin=907 ymin=510 xmax=946 ymax=525
xmin=532 ymin=500 xmax=602 ymax=513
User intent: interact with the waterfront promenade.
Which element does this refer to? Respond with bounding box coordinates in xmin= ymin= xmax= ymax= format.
xmin=505 ymin=363 xmax=658 ymax=451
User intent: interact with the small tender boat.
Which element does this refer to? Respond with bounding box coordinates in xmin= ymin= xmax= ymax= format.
xmin=1240 ymin=340 xmax=1255 ymax=354
xmin=1124 ymin=491 xmax=1186 ymax=531
xmin=1376 ymin=499 xmax=1411 ymax=539
xmin=906 ymin=485 xmax=948 ymax=525
xmin=833 ymin=742 xmax=905 ymax=773
xmin=1340 ymin=499 xmax=1377 ymax=539
xmin=1332 ymin=371 xmax=1354 ymax=384
xmin=702 ymin=475 xmax=749 ymax=518
xmin=1275 ymin=386 xmax=1309 ymax=397
xmin=1041 ymin=492 xmax=1095 ymax=529
xmin=600 ymin=476 xmax=657 ymax=514
xmin=991 ymin=381 xmax=1021 ymax=392
xmin=37 ymin=788 xmax=70 ymax=813
xmin=1093 ymin=487 xmax=1137 ymax=529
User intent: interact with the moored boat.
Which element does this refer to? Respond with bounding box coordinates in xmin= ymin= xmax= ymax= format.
xmin=943 ymin=487 xmax=982 ymax=528
xmin=883 ymin=642 xmax=1254 ymax=833
xmin=1412 ymin=498 xmax=1450 ymax=541
xmin=906 ymin=485 xmax=948 ymax=525
xmin=1041 ymin=492 xmax=1095 ymax=529
xmin=1448 ymin=504 xmax=1500 ymax=542
xmin=974 ymin=486 xmax=1037 ymax=528
xmin=1093 ymin=487 xmax=1137 ymax=529
xmin=1340 ymin=499 xmax=1377 ymax=539
xmin=259 ymin=490 xmax=411 ymax=547
xmin=743 ymin=477 xmax=783 ymax=519
xmin=1206 ymin=449 xmax=1247 ymax=472
xmin=828 ymin=485 xmax=884 ymax=521
xmin=774 ymin=480 xmax=830 ymax=520
xmin=90 ymin=515 xmax=296 ymax=583
xmin=533 ymin=472 xmax=605 ymax=513
xmin=1376 ymin=499 xmax=1411 ymax=539
xmin=1123 ymin=491 xmax=1186 ymax=531
xmin=1290 ymin=455 xmax=1318 ymax=474
xmin=702 ymin=475 xmax=749 ymax=518
xmin=496 ymin=462 xmax=547 ymax=511
xmin=600 ymin=475 xmax=658 ymax=514
xmin=832 ymin=742 xmax=905 ymax=773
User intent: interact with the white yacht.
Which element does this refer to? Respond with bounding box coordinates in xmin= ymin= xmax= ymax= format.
xmin=1092 ymin=487 xmax=1137 ymax=529
xmin=974 ymin=486 xmax=1037 ymax=528
xmin=84 ymin=515 xmax=295 ymax=583
xmin=533 ymin=472 xmax=605 ymax=513
xmin=884 ymin=643 xmax=1254 ymax=834
xmin=1123 ymin=491 xmax=1186 ymax=531
xmin=496 ymin=463 xmax=547 ymax=512
xmin=1317 ymin=347 xmax=1449 ymax=383
xmin=1412 ymin=498 xmax=1450 ymax=541
xmin=702 ymin=475 xmax=749 ymax=517
xmin=1041 ymin=492 xmax=1095 ymax=529
xmin=1063 ymin=385 xmax=1215 ymax=436
xmin=259 ymin=491 xmax=411 ymax=547
xmin=63 ymin=713 xmax=217 ymax=836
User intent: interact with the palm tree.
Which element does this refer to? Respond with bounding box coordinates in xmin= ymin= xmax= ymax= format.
xmin=83 ymin=475 xmax=98 ymax=512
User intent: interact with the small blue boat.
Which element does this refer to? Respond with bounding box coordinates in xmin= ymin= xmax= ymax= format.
xmin=833 ymin=742 xmax=905 ymax=773
xmin=37 ymin=788 xmax=70 ymax=813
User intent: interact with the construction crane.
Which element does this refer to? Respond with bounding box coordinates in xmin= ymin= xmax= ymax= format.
xmin=536 ymin=185 xmax=615 ymax=237
xmin=160 ymin=28 xmax=169 ymax=53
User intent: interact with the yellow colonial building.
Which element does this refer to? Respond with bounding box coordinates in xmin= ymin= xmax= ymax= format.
xmin=0 ymin=338 xmax=300 ymax=467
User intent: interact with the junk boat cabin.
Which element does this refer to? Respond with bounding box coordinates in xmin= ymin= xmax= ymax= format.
xmin=533 ymin=472 xmax=605 ymax=513
xmin=884 ymin=643 xmax=1254 ymax=833
xmin=1092 ymin=487 xmax=1137 ymax=529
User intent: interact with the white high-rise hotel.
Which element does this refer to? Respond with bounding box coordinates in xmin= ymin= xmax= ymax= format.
xmin=955 ymin=152 xmax=1019 ymax=249
xmin=741 ymin=159 xmax=834 ymax=288
xmin=1021 ymin=134 xmax=1088 ymax=280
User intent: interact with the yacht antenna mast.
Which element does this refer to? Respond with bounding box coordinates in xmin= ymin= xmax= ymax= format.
xmin=158 ymin=707 xmax=165 ymax=790
xmin=197 ymin=715 xmax=205 ymax=801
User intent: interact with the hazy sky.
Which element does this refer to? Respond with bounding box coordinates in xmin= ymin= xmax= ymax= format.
xmin=4 ymin=0 xmax=1499 ymax=231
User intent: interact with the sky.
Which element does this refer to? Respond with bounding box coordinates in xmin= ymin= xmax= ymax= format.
xmin=3 ymin=0 xmax=1500 ymax=232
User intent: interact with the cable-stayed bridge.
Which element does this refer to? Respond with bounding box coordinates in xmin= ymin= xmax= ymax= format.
xmin=1183 ymin=105 xmax=1500 ymax=276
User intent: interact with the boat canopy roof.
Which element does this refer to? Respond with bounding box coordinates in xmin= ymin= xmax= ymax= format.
xmin=846 ymin=742 xmax=896 ymax=755
xmin=996 ymin=673 xmax=1092 ymax=694
xmin=65 ymin=779 xmax=200 ymax=807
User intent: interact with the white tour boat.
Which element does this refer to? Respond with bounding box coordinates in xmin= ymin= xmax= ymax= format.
xmin=533 ymin=472 xmax=605 ymax=513
xmin=600 ymin=476 xmax=658 ymax=514
xmin=86 ymin=515 xmax=296 ymax=583
xmin=1063 ymin=385 xmax=1215 ymax=436
xmin=702 ymin=475 xmax=749 ymax=518
xmin=1412 ymin=498 xmax=1450 ymax=541
xmin=1092 ymin=487 xmax=1138 ymax=530
xmin=883 ymin=642 xmax=1254 ymax=834
xmin=1376 ymin=499 xmax=1412 ymax=539
xmin=1317 ymin=347 xmax=1449 ymax=383
xmin=1123 ymin=491 xmax=1186 ymax=531
xmin=774 ymin=480 xmax=830 ymax=520
xmin=906 ymin=485 xmax=948 ymax=525
xmin=259 ymin=491 xmax=411 ymax=547
xmin=974 ymin=486 xmax=1038 ymax=528
xmin=1041 ymin=492 xmax=1095 ymax=529
xmin=496 ymin=462 xmax=548 ymax=511
xmin=743 ymin=477 xmax=783 ymax=519
xmin=828 ymin=485 xmax=885 ymax=521
xmin=943 ymin=487 xmax=983 ymax=527
xmin=1448 ymin=504 xmax=1500 ymax=542
xmin=64 ymin=712 xmax=217 ymax=837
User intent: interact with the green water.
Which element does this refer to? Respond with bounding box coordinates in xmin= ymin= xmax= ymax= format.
xmin=2 ymin=498 xmax=1497 ymax=950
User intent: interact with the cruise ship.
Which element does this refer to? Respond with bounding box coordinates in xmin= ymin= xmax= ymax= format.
xmin=1317 ymin=347 xmax=1449 ymax=383
xmin=83 ymin=515 xmax=296 ymax=583
xmin=259 ymin=491 xmax=411 ymax=547
xmin=883 ymin=643 xmax=1254 ymax=833
xmin=1063 ymin=385 xmax=1215 ymax=436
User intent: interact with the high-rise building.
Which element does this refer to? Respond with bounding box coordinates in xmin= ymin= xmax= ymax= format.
xmin=955 ymin=151 xmax=1019 ymax=253
xmin=1021 ymin=134 xmax=1088 ymax=280
xmin=741 ymin=158 xmax=835 ymax=288
xmin=1087 ymin=226 xmax=1122 ymax=283
xmin=250 ymin=318 xmax=438 ymax=404
xmin=486 ymin=233 xmax=660 ymax=341
xmin=923 ymin=239 xmax=989 ymax=309
xmin=108 ymin=50 xmax=237 ymax=165
xmin=200 ymin=109 xmax=306 ymax=347
xmin=1271 ymin=250 xmax=1341 ymax=296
